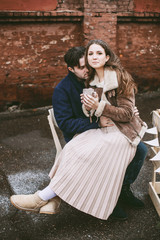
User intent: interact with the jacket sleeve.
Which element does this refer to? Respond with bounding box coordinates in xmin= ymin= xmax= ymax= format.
xmin=82 ymin=104 xmax=95 ymax=117
xmin=52 ymin=86 xmax=99 ymax=135
xmin=95 ymin=90 xmax=135 ymax=123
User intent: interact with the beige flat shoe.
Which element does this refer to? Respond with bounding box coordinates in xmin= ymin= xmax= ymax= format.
xmin=39 ymin=196 xmax=61 ymax=214
xmin=10 ymin=191 xmax=48 ymax=212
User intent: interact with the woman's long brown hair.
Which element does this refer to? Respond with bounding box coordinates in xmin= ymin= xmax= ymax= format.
xmin=85 ymin=39 xmax=137 ymax=95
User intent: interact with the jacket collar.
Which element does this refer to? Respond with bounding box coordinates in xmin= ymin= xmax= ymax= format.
xmin=90 ymin=69 xmax=118 ymax=93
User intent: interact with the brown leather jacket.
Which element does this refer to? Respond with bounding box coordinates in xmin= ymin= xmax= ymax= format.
xmin=84 ymin=69 xmax=147 ymax=146
xmin=94 ymin=87 xmax=147 ymax=146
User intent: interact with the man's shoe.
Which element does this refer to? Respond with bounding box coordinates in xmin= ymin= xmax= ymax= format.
xmin=119 ymin=185 xmax=144 ymax=208
xmin=10 ymin=191 xmax=48 ymax=212
xmin=39 ymin=196 xmax=61 ymax=214
xmin=110 ymin=204 xmax=128 ymax=221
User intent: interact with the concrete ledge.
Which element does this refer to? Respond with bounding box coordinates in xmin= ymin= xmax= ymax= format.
xmin=0 ymin=89 xmax=160 ymax=120
xmin=0 ymin=105 xmax=52 ymax=120
xmin=0 ymin=10 xmax=84 ymax=22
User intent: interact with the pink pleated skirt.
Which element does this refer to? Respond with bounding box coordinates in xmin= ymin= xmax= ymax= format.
xmin=49 ymin=125 xmax=136 ymax=220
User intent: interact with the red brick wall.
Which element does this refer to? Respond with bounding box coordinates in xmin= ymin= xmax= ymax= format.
xmin=0 ymin=0 xmax=84 ymax=11
xmin=117 ymin=22 xmax=160 ymax=91
xmin=0 ymin=0 xmax=57 ymax=11
xmin=0 ymin=0 xmax=160 ymax=111
xmin=84 ymin=0 xmax=134 ymax=13
xmin=84 ymin=13 xmax=117 ymax=50
xmin=57 ymin=0 xmax=84 ymax=11
xmin=83 ymin=0 xmax=160 ymax=91
xmin=134 ymin=0 xmax=160 ymax=12
xmin=0 ymin=22 xmax=83 ymax=110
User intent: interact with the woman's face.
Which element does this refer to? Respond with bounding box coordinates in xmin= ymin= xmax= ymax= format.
xmin=87 ymin=43 xmax=109 ymax=70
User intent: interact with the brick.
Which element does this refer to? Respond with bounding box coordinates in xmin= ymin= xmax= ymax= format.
xmin=117 ymin=21 xmax=160 ymax=91
xmin=44 ymin=12 xmax=51 ymax=16
xmin=134 ymin=0 xmax=160 ymax=12
xmin=0 ymin=21 xmax=83 ymax=109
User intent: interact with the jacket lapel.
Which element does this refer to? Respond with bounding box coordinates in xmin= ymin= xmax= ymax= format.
xmin=90 ymin=69 xmax=118 ymax=93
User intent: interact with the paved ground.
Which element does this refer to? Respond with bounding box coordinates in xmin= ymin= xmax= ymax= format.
xmin=0 ymin=91 xmax=160 ymax=240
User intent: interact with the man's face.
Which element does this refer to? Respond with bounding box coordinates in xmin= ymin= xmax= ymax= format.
xmin=69 ymin=56 xmax=89 ymax=80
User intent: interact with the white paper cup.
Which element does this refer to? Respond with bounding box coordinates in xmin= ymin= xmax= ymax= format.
xmin=83 ymin=88 xmax=94 ymax=95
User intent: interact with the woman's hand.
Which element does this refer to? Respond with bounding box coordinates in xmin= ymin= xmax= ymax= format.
xmin=81 ymin=93 xmax=92 ymax=110
xmin=99 ymin=116 xmax=114 ymax=128
xmin=81 ymin=92 xmax=99 ymax=110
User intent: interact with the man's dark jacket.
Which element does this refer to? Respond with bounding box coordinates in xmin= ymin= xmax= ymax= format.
xmin=52 ymin=71 xmax=99 ymax=142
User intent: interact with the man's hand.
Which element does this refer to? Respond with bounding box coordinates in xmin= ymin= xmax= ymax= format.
xmin=108 ymin=90 xmax=115 ymax=98
xmin=99 ymin=116 xmax=114 ymax=128
xmin=134 ymin=106 xmax=139 ymax=116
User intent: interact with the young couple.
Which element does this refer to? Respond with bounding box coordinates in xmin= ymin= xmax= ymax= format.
xmin=10 ymin=39 xmax=148 ymax=221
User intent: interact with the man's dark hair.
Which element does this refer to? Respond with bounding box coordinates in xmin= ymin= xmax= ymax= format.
xmin=64 ymin=46 xmax=86 ymax=69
